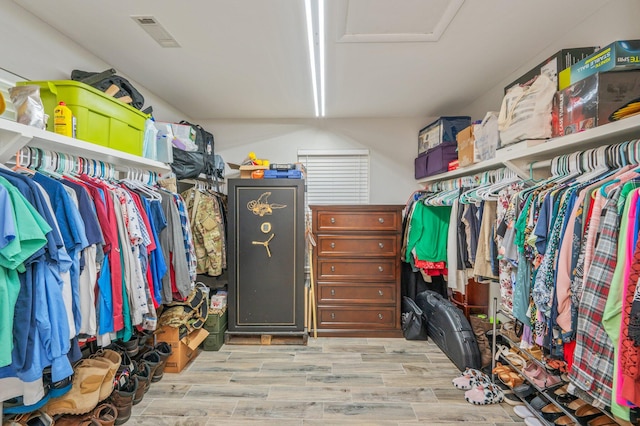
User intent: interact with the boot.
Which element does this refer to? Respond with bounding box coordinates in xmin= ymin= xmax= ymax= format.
xmin=470 ymin=315 xmax=493 ymax=368
xmin=141 ymin=350 xmax=161 ymax=383
xmin=91 ymin=349 xmax=122 ymax=402
xmin=91 ymin=402 xmax=118 ymax=426
xmin=45 ymin=358 xmax=109 ymax=416
xmin=132 ymin=360 xmax=151 ymax=404
xmin=109 ymin=375 xmax=138 ymax=426
xmin=152 ymin=342 xmax=173 ymax=382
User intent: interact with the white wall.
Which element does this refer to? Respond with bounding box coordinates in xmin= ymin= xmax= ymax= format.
xmin=200 ymin=118 xmax=430 ymax=204
xmin=0 ymin=1 xmax=185 ymax=122
xmin=3 ymin=0 xmax=640 ymax=204
xmin=464 ymin=1 xmax=640 ymax=120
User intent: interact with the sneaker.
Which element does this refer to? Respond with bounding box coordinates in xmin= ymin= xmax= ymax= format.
xmin=514 ymin=405 xmax=534 ymax=419
xmin=524 ymin=417 xmax=544 ymax=426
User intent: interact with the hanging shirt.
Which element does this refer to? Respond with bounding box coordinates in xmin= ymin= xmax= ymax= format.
xmin=570 ymin=187 xmax=622 ymax=410
xmin=0 ymin=183 xmax=48 ymax=368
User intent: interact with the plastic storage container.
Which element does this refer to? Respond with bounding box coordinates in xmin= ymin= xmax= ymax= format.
xmin=16 ymin=80 xmax=148 ymax=156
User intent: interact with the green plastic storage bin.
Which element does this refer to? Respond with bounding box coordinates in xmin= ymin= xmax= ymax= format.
xmin=201 ymin=331 xmax=225 ymax=351
xmin=204 ymin=311 xmax=228 ymax=333
xmin=16 ymin=80 xmax=148 ymax=156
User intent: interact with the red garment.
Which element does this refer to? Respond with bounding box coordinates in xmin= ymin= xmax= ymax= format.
xmin=563 ymin=340 xmax=576 ymax=371
xmin=80 ymin=175 xmax=124 ymax=331
xmin=620 ymin=228 xmax=640 ymax=407
xmin=125 ymin=189 xmax=159 ymax=309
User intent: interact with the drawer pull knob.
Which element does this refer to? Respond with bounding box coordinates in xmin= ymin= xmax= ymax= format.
xmin=378 ymin=217 xmax=384 ymax=223
xmin=378 ymin=313 xmax=384 ymax=320
xmin=378 ymin=290 xmax=383 ymax=296
xmin=331 ymin=312 xmax=335 ymax=319
xmin=330 ymin=217 xmax=336 ymax=224
xmin=378 ymin=242 xmax=384 ymax=249
xmin=378 ymin=266 xmax=384 ymax=272
xmin=331 ymin=289 xmax=335 ymax=296
xmin=330 ymin=242 xmax=335 ymax=249
xmin=331 ymin=265 xmax=335 ymax=272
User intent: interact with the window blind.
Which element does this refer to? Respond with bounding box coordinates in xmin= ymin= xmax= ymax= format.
xmin=298 ymin=149 xmax=370 ymax=205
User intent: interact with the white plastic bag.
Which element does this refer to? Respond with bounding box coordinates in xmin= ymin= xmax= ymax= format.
xmin=473 ymin=111 xmax=499 ymax=162
xmin=498 ymin=74 xmax=556 ymax=147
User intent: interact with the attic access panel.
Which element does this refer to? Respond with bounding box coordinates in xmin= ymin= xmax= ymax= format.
xmin=340 ymin=0 xmax=464 ymax=43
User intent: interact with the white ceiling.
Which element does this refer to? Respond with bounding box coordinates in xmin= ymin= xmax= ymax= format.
xmin=10 ymin=0 xmax=620 ymax=120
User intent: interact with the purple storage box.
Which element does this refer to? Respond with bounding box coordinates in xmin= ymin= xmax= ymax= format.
xmin=415 ymin=142 xmax=458 ymax=179
xmin=415 ymin=154 xmax=428 ymax=179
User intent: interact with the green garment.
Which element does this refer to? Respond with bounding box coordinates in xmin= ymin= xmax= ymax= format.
xmin=0 ymin=177 xmax=50 ymax=367
xmin=405 ymin=201 xmax=451 ymax=263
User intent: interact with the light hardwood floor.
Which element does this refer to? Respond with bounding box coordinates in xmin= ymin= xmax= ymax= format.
xmin=128 ymin=337 xmax=525 ymax=425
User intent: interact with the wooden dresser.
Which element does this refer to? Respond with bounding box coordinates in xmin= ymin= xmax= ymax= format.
xmin=310 ymin=205 xmax=404 ymax=337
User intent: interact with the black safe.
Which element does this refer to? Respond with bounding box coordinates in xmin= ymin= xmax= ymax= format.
xmin=227 ymin=178 xmax=305 ymax=333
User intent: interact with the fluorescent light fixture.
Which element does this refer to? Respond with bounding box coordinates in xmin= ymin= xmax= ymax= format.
xmin=319 ymin=0 xmax=325 ymax=117
xmin=304 ymin=0 xmax=325 ymax=117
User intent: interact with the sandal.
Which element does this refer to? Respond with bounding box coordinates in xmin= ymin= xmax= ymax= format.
xmin=528 ymin=345 xmax=544 ymax=361
xmin=464 ymin=383 xmax=504 ymax=405
xmin=492 ymin=362 xmax=512 ymax=375
xmin=499 ymin=372 xmax=524 ymax=388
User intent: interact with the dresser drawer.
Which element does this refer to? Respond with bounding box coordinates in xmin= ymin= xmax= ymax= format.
xmin=317 ymin=283 xmax=396 ymax=305
xmin=317 ymin=235 xmax=398 ymax=257
xmin=317 ymin=259 xmax=397 ymax=281
xmin=318 ymin=306 xmax=397 ymax=329
xmin=315 ymin=210 xmax=402 ymax=233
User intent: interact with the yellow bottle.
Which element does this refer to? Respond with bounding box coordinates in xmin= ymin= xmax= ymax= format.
xmin=53 ymin=101 xmax=76 ymax=138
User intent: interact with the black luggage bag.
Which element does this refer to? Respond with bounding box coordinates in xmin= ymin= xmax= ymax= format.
xmin=415 ymin=290 xmax=481 ymax=371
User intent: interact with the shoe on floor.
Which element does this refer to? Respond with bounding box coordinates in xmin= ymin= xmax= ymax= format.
xmin=464 ymin=383 xmax=504 ymax=405
xmin=524 ymin=417 xmax=545 ymax=426
xmin=514 ymin=405 xmax=534 ymax=418
xmin=452 ymin=369 xmax=491 ymax=390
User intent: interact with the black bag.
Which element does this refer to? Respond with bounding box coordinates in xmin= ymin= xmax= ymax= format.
xmin=71 ymin=68 xmax=146 ymax=111
xmin=177 ymin=121 xmax=217 ymax=177
xmin=171 ymin=149 xmax=206 ymax=180
xmin=401 ymin=296 xmax=428 ymax=341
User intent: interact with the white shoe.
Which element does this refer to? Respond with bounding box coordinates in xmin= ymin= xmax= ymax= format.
xmin=524 ymin=417 xmax=544 ymax=426
xmin=513 ymin=405 xmax=534 ymax=419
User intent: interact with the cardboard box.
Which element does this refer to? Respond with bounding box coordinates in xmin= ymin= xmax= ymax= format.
xmin=156 ymin=325 xmax=209 ymax=374
xmin=505 ymin=47 xmax=598 ymax=93
xmin=456 ymin=125 xmax=475 ymax=167
xmin=418 ymin=116 xmax=470 ymax=155
xmin=559 ymin=40 xmax=640 ymax=90
xmin=555 ymin=70 xmax=640 ymax=137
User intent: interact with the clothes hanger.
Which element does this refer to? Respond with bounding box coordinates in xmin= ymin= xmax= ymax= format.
xmin=13 ymin=147 xmax=35 ymax=175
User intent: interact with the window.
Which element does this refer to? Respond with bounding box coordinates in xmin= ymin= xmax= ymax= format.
xmin=298 ymin=149 xmax=370 ymax=205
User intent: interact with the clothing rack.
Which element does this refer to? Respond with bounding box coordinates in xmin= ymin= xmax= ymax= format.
xmin=13 ymin=146 xmax=159 ymax=185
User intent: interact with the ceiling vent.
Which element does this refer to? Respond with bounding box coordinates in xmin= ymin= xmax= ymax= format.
xmin=131 ymin=15 xmax=180 ymax=48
